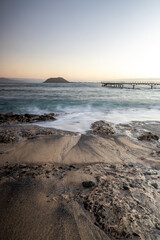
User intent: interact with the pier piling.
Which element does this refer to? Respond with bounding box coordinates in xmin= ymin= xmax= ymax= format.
xmin=101 ymin=81 xmax=160 ymax=89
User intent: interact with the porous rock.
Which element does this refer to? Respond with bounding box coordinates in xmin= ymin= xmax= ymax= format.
xmin=138 ymin=132 xmax=159 ymax=141
xmin=91 ymin=120 xmax=115 ymax=135
xmin=0 ymin=112 xmax=56 ymax=124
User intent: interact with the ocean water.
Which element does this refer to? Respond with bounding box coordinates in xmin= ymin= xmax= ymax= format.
xmin=0 ymin=82 xmax=160 ymax=133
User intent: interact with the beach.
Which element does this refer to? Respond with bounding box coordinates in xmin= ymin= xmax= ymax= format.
xmin=0 ymin=121 xmax=160 ymax=240
xmin=1 ymin=0 xmax=160 ymax=238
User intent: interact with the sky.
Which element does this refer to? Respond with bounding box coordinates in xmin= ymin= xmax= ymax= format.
xmin=0 ymin=0 xmax=160 ymax=81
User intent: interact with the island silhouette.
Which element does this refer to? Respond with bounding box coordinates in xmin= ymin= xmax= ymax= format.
xmin=43 ymin=77 xmax=69 ymax=83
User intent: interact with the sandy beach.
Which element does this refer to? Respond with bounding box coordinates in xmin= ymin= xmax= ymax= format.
xmin=0 ymin=122 xmax=160 ymax=240
xmin=1 ymin=0 xmax=160 ymax=238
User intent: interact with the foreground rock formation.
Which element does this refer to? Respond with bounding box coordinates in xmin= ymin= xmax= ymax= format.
xmin=0 ymin=123 xmax=160 ymax=239
xmin=0 ymin=162 xmax=160 ymax=240
xmin=80 ymin=163 xmax=160 ymax=239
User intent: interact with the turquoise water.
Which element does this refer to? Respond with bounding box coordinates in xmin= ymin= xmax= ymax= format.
xmin=1 ymin=82 xmax=160 ymax=132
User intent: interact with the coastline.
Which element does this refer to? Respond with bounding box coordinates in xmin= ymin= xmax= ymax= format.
xmin=0 ymin=121 xmax=160 ymax=239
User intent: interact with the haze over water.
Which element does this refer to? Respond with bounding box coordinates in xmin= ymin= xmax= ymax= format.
xmin=1 ymin=82 xmax=160 ymax=133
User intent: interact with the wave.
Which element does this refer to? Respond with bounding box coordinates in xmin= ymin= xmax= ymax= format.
xmin=33 ymin=106 xmax=160 ymax=133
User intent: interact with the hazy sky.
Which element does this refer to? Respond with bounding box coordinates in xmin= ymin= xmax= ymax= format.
xmin=0 ymin=0 xmax=160 ymax=81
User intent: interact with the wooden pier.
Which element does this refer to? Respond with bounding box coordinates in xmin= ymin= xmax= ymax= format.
xmin=101 ymin=81 xmax=160 ymax=89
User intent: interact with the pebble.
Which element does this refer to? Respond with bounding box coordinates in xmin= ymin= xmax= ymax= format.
xmin=123 ymin=184 xmax=129 ymax=190
xmin=151 ymin=182 xmax=158 ymax=189
xmin=82 ymin=181 xmax=95 ymax=188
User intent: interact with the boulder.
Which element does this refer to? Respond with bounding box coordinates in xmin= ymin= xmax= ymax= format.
xmin=90 ymin=120 xmax=115 ymax=135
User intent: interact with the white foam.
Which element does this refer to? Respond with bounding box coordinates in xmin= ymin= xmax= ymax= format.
xmin=34 ymin=107 xmax=160 ymax=133
xmin=25 ymin=106 xmax=50 ymax=115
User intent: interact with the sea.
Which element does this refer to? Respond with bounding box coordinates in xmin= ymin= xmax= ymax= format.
xmin=0 ymin=82 xmax=160 ymax=133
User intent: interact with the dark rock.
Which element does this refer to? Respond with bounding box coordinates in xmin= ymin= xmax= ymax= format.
xmin=123 ymin=183 xmax=129 ymax=190
xmin=155 ymin=223 xmax=160 ymax=230
xmin=0 ymin=112 xmax=56 ymax=124
xmin=90 ymin=120 xmax=115 ymax=135
xmin=83 ymin=201 xmax=88 ymax=209
xmin=129 ymin=183 xmax=135 ymax=188
xmin=138 ymin=132 xmax=159 ymax=141
xmin=128 ymin=163 xmax=134 ymax=167
xmin=82 ymin=181 xmax=95 ymax=188
xmin=144 ymin=171 xmax=157 ymax=176
xmin=151 ymin=182 xmax=158 ymax=189
xmin=69 ymin=165 xmax=76 ymax=169
xmin=132 ymin=232 xmax=140 ymax=237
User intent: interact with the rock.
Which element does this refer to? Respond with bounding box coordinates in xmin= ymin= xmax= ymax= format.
xmin=129 ymin=183 xmax=135 ymax=188
xmin=138 ymin=132 xmax=159 ymax=141
xmin=69 ymin=165 xmax=76 ymax=169
xmin=77 ymin=163 xmax=160 ymax=239
xmin=90 ymin=120 xmax=115 ymax=135
xmin=123 ymin=183 xmax=129 ymax=190
xmin=132 ymin=232 xmax=140 ymax=237
xmin=0 ymin=112 xmax=56 ymax=124
xmin=151 ymin=182 xmax=158 ymax=189
xmin=0 ymin=131 xmax=16 ymax=143
xmin=82 ymin=181 xmax=95 ymax=188
xmin=155 ymin=223 xmax=160 ymax=230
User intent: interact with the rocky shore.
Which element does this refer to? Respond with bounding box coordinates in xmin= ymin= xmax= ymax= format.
xmin=0 ymin=118 xmax=160 ymax=239
xmin=0 ymin=161 xmax=160 ymax=239
xmin=0 ymin=112 xmax=56 ymax=124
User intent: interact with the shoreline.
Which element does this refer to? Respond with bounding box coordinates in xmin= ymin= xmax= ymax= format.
xmin=0 ymin=121 xmax=160 ymax=239
xmin=0 ymin=121 xmax=160 ymax=168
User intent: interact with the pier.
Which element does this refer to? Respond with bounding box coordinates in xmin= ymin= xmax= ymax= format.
xmin=101 ymin=81 xmax=160 ymax=89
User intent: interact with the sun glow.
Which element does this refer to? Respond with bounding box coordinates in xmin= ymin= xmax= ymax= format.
xmin=1 ymin=0 xmax=160 ymax=81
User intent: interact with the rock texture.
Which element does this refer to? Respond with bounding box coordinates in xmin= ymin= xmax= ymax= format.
xmin=138 ymin=132 xmax=159 ymax=141
xmin=90 ymin=120 xmax=115 ymax=135
xmin=79 ymin=163 xmax=160 ymax=240
xmin=43 ymin=77 xmax=69 ymax=83
xmin=0 ymin=125 xmax=77 ymax=143
xmin=0 ymin=112 xmax=56 ymax=124
xmin=0 ymin=162 xmax=160 ymax=240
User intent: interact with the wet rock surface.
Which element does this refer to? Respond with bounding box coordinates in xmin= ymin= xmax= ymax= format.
xmin=115 ymin=121 xmax=160 ymax=142
xmin=0 ymin=125 xmax=77 ymax=143
xmin=90 ymin=121 xmax=115 ymax=135
xmin=0 ymin=112 xmax=56 ymax=124
xmin=138 ymin=132 xmax=159 ymax=141
xmin=0 ymin=163 xmax=78 ymax=181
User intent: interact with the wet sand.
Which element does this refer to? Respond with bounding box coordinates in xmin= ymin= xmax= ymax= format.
xmin=0 ymin=124 xmax=160 ymax=240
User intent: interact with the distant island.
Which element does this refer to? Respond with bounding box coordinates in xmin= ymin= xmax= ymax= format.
xmin=43 ymin=77 xmax=69 ymax=83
